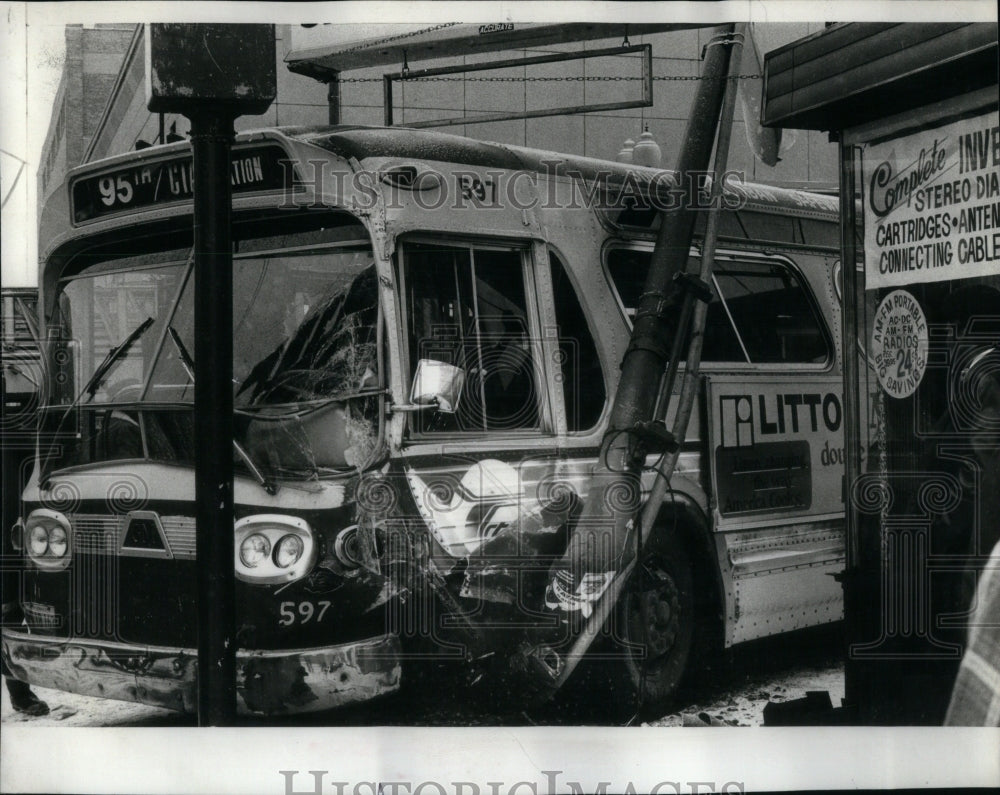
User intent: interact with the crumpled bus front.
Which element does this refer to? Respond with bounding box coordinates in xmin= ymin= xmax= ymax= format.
xmin=7 ymin=208 xmax=403 ymax=715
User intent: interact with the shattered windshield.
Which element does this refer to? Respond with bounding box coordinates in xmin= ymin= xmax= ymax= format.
xmin=47 ymin=212 xmax=382 ymax=477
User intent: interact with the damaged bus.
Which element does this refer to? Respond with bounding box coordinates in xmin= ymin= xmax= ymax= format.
xmin=2 ymin=126 xmax=846 ymax=718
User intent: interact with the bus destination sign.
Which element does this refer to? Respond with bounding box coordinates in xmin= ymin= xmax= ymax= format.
xmin=71 ymin=144 xmax=296 ymax=224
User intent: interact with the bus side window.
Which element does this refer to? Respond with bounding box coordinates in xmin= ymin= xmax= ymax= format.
xmin=549 ymin=252 xmax=606 ymax=431
xmin=402 ymin=241 xmax=541 ymax=434
xmin=605 ymin=249 xmax=830 ymax=365
xmin=606 ymin=249 xmax=745 ymax=362
xmin=713 ymin=261 xmax=830 ymax=364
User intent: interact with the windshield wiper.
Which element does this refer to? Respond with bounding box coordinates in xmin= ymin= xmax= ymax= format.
xmin=166 ymin=325 xmax=195 ymax=381
xmin=41 ymin=316 xmax=154 ymax=489
xmin=167 ymin=325 xmax=278 ymax=495
xmin=85 ymin=316 xmax=155 ymax=402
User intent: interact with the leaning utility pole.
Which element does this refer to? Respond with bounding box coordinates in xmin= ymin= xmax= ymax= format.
xmin=521 ymin=23 xmax=744 ymax=693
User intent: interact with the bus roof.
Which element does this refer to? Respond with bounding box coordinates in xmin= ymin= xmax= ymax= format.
xmin=284 ymin=125 xmax=840 ymax=219
xmin=41 ymin=124 xmax=839 ymax=260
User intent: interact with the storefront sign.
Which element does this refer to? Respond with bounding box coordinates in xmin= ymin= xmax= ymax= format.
xmin=869 ymin=289 xmax=928 ymax=399
xmin=863 ymin=109 xmax=1000 ymax=289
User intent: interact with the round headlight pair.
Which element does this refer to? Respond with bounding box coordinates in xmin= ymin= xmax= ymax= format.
xmin=29 ymin=523 xmax=68 ymax=557
xmin=239 ymin=532 xmax=304 ymax=569
xmin=24 ymin=511 xmax=71 ymax=570
xmin=234 ymin=514 xmax=314 ymax=585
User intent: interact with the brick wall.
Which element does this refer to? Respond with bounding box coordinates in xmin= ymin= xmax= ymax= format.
xmin=37 ymin=24 xmax=137 ymax=203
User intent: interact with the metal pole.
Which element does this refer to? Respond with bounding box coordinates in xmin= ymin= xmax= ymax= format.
xmin=610 ymin=24 xmax=737 ymax=453
xmin=838 ymin=138 xmax=862 ymax=716
xmin=523 ymin=24 xmax=738 ymax=692
xmin=552 ymin=25 xmax=745 ymax=690
xmin=640 ymin=23 xmax=745 ymax=540
xmin=383 ymin=74 xmax=394 ymax=127
xmin=592 ymin=22 xmax=736 ymax=554
xmin=590 ymin=22 xmax=738 ymax=560
xmin=190 ymin=110 xmax=237 ymax=726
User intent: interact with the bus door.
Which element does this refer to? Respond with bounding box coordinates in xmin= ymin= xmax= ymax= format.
xmin=706 ymin=374 xmax=846 ymax=646
xmin=695 ymin=251 xmax=846 ymax=646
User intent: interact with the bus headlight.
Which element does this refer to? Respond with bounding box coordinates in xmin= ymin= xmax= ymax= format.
xmin=28 ymin=525 xmax=49 ymax=556
xmin=48 ymin=525 xmax=69 ymax=558
xmin=273 ymin=534 xmax=304 ymax=568
xmin=234 ymin=515 xmax=315 ymax=585
xmin=11 ymin=518 xmax=25 ymax=551
xmin=24 ymin=510 xmax=72 ymax=571
xmin=240 ymin=534 xmax=271 ymax=567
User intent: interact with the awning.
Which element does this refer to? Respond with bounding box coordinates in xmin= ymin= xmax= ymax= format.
xmin=285 ymin=22 xmax=701 ymax=79
xmin=762 ymin=22 xmax=998 ymax=131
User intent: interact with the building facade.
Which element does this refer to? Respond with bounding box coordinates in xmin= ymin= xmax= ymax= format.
xmin=39 ymin=22 xmax=839 ymax=211
xmin=37 ymin=24 xmax=136 ymax=203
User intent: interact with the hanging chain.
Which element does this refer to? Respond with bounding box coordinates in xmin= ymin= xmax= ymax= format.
xmin=340 ymin=73 xmax=761 ymax=83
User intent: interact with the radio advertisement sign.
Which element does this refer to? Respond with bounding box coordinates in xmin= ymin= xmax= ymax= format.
xmin=706 ymin=375 xmax=845 ymax=525
xmin=862 ymin=108 xmax=1000 ymax=290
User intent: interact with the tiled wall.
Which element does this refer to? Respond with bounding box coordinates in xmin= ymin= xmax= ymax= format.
xmin=332 ymin=25 xmax=836 ymax=183
xmin=47 ymin=23 xmax=837 ymax=200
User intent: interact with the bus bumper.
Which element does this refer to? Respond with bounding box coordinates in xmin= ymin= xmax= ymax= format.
xmin=1 ymin=629 xmax=401 ymax=715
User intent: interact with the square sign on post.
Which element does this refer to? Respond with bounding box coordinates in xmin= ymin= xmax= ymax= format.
xmin=146 ymin=24 xmax=276 ymax=114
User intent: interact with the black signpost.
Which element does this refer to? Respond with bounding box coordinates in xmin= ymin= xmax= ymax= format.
xmin=146 ymin=23 xmax=276 ymax=726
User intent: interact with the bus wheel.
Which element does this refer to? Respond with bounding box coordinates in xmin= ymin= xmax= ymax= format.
xmin=615 ymin=533 xmax=695 ymax=712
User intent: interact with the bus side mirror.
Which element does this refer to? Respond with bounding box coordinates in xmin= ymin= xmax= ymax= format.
xmin=392 ymin=359 xmax=466 ymax=414
xmin=410 ymin=359 xmax=465 ymax=413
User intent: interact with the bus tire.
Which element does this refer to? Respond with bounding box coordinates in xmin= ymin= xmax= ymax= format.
xmin=611 ymin=530 xmax=696 ymax=714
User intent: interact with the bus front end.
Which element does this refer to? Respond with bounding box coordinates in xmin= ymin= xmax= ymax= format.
xmin=2 ymin=137 xmax=402 ymax=715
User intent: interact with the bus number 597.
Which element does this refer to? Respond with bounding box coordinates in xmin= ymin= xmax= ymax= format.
xmin=278 ymin=600 xmax=331 ymax=626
